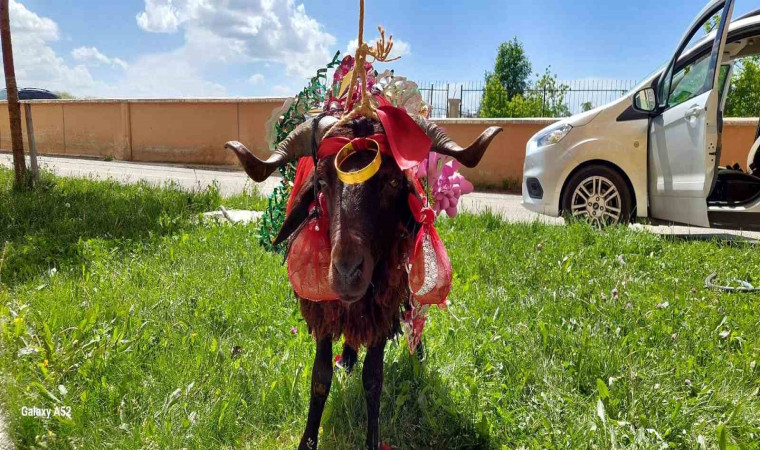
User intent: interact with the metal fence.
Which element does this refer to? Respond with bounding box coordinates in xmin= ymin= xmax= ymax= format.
xmin=416 ymin=80 xmax=639 ymax=118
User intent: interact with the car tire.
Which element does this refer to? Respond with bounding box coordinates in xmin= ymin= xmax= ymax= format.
xmin=561 ymin=165 xmax=633 ymax=227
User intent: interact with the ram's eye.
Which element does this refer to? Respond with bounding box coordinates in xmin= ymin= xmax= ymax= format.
xmin=389 ymin=179 xmax=400 ymax=189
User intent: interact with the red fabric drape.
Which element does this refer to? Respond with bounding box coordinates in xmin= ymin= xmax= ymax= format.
xmin=286 ymin=192 xmax=338 ymax=301
xmin=406 ymin=192 xmax=452 ymax=306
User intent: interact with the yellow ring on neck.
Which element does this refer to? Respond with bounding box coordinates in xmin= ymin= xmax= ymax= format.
xmin=334 ymin=140 xmax=382 ymax=185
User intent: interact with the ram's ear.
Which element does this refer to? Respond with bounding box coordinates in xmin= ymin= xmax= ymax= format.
xmin=273 ymin=175 xmax=315 ymax=246
xmin=401 ymin=170 xmax=423 ymax=238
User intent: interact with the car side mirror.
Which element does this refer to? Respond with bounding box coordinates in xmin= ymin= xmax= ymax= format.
xmin=632 ymin=87 xmax=658 ymax=114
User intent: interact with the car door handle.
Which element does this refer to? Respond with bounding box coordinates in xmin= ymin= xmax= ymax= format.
xmin=684 ymin=106 xmax=703 ymax=120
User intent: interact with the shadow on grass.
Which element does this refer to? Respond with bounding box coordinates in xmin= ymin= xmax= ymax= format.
xmin=321 ymin=347 xmax=492 ymax=449
xmin=661 ymin=233 xmax=759 ymax=245
xmin=0 ymin=170 xmax=221 ymax=287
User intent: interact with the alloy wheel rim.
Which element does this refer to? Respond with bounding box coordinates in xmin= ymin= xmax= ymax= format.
xmin=570 ymin=176 xmax=622 ymax=227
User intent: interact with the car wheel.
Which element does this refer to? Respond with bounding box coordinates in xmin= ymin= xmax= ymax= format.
xmin=561 ymin=165 xmax=633 ymax=227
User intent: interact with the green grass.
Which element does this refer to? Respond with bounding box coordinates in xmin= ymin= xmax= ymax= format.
xmin=1 ymin=167 xmax=759 ymax=449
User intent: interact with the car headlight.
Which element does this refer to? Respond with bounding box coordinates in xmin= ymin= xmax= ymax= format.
xmin=528 ymin=123 xmax=573 ymax=152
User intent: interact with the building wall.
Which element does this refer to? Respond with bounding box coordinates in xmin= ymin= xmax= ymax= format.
xmin=2 ymin=99 xmax=757 ymax=187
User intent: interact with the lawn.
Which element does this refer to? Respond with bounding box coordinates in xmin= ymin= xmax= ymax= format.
xmin=0 ymin=167 xmax=759 ymax=449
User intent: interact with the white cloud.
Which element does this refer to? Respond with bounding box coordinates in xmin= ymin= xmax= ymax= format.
xmin=3 ymin=0 xmax=225 ymax=98
xmin=135 ymin=0 xmax=183 ymax=33
xmin=10 ymin=0 xmax=57 ymax=40
xmin=72 ymin=47 xmax=128 ymax=70
xmin=135 ymin=0 xmax=337 ymax=78
xmin=346 ymin=36 xmax=411 ymax=61
xmin=272 ymin=85 xmax=292 ymax=96
xmin=3 ymin=0 xmax=108 ymax=95
xmin=249 ymin=73 xmax=265 ymax=85
xmin=115 ymin=49 xmax=227 ymax=98
xmin=3 ymin=0 xmax=337 ymax=98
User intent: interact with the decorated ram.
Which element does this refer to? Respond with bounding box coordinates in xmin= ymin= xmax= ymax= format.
xmin=223 ymin=4 xmax=502 ymax=448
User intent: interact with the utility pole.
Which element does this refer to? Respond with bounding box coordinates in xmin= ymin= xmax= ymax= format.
xmin=1 ymin=0 xmax=27 ymax=188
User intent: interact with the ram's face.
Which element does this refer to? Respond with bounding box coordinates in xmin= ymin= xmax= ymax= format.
xmin=313 ymin=150 xmax=413 ymax=303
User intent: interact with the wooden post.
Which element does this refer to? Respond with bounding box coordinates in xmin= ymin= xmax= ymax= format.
xmin=0 ymin=0 xmax=27 ymax=187
xmin=23 ymin=103 xmax=38 ymax=181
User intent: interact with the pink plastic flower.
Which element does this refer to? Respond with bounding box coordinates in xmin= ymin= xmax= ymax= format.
xmin=417 ymin=153 xmax=474 ymax=218
xmin=324 ymin=56 xmax=375 ymax=114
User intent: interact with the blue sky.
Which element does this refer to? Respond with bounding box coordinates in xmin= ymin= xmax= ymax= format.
xmin=7 ymin=0 xmax=757 ymax=98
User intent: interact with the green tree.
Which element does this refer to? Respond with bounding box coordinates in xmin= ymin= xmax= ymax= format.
xmin=480 ymin=67 xmax=570 ymax=118
xmin=54 ymin=91 xmax=76 ymax=99
xmin=581 ymin=102 xmax=594 ymax=112
xmin=488 ymin=37 xmax=532 ymax=100
xmin=479 ymin=75 xmax=510 ymax=118
xmin=530 ymin=67 xmax=570 ymax=117
xmin=725 ymin=56 xmax=760 ymax=118
xmin=704 ymin=14 xmax=720 ymax=34
xmin=479 ymin=38 xmax=570 ymax=118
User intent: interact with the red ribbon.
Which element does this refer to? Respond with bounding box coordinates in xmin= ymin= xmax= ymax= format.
xmin=318 ymin=134 xmax=391 ymax=159
xmin=407 ymin=192 xmax=435 ymax=226
xmin=376 ymin=105 xmax=431 ymax=170
xmin=287 ymin=135 xmax=389 ymax=214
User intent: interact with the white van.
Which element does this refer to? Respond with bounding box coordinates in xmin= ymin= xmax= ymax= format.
xmin=522 ymin=0 xmax=760 ymax=231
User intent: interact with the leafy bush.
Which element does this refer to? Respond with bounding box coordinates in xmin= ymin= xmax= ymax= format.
xmin=480 ymin=69 xmax=570 ymax=118
xmin=725 ymin=56 xmax=760 ymax=118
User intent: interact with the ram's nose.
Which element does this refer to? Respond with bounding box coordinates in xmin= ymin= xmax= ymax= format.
xmin=333 ymin=255 xmax=364 ymax=281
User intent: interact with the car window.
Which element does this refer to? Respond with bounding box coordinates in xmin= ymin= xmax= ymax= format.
xmin=659 ymin=4 xmax=727 ymax=108
xmin=667 ymin=52 xmax=711 ymax=108
xmin=717 ymin=64 xmax=730 ymax=104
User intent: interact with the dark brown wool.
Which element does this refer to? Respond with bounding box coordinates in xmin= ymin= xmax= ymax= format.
xmin=299 ymin=237 xmax=409 ymax=348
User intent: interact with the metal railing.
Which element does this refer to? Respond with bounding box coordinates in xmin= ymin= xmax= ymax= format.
xmin=416 ymin=80 xmax=639 ymax=118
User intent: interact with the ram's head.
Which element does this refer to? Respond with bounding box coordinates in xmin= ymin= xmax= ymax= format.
xmin=225 ymin=116 xmax=501 ymax=302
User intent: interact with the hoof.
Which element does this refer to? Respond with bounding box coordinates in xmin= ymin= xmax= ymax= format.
xmin=336 ymin=345 xmax=358 ymax=373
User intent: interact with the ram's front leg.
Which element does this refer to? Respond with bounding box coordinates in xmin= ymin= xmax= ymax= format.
xmin=363 ymin=338 xmax=387 ymax=450
xmin=299 ymin=337 xmax=333 ymax=450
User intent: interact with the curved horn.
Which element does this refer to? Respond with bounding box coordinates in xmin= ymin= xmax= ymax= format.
xmin=225 ymin=115 xmax=339 ymax=182
xmin=414 ymin=117 xmax=503 ymax=168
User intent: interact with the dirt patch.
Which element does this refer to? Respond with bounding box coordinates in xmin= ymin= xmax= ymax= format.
xmin=0 ymin=408 xmax=12 ymax=450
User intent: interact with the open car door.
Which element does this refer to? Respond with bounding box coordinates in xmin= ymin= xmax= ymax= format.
xmin=648 ymin=0 xmax=735 ymax=227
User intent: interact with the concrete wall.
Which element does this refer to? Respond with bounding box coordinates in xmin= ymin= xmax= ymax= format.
xmin=433 ymin=118 xmax=554 ymax=188
xmin=721 ymin=118 xmax=759 ymax=167
xmin=1 ymin=99 xmax=757 ymax=187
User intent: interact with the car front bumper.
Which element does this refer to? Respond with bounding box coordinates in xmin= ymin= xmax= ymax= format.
xmin=521 ymin=144 xmax=562 ymax=217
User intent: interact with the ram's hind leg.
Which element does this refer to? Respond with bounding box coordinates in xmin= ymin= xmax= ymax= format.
xmin=299 ymin=337 xmax=333 ymax=450
xmin=363 ymin=338 xmax=387 ymax=450
xmin=336 ymin=343 xmax=358 ymax=373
